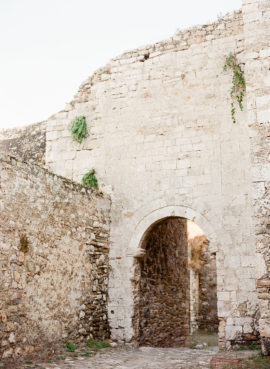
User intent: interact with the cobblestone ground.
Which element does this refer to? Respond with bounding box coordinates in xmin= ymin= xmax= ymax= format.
xmin=16 ymin=346 xmax=258 ymax=369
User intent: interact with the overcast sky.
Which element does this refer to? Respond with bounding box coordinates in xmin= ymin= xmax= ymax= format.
xmin=0 ymin=0 xmax=242 ymax=129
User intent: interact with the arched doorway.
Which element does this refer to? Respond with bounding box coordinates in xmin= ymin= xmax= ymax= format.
xmin=132 ymin=216 xmax=218 ymax=347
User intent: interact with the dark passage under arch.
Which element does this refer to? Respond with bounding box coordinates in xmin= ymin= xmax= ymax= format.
xmin=133 ymin=216 xmax=218 ymax=347
xmin=135 ymin=217 xmax=190 ymax=346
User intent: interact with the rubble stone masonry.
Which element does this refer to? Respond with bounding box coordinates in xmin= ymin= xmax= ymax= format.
xmin=0 ymin=153 xmax=111 ymax=359
xmin=136 ymin=218 xmax=189 ymax=347
xmin=198 ymin=248 xmax=218 ymax=332
xmin=0 ymin=122 xmax=46 ymax=166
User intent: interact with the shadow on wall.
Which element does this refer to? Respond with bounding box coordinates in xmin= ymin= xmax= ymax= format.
xmin=132 ymin=217 xmax=218 ymax=347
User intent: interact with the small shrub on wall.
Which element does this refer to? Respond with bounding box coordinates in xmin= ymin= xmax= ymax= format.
xmin=82 ymin=169 xmax=98 ymax=188
xmin=69 ymin=116 xmax=88 ymax=143
xmin=19 ymin=235 xmax=29 ymax=253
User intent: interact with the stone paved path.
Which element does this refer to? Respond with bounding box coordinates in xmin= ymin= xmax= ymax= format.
xmin=27 ymin=346 xmax=255 ymax=369
xmin=37 ymin=347 xmax=217 ymax=369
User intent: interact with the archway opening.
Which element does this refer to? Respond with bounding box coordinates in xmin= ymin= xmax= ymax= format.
xmin=133 ymin=216 xmax=218 ymax=347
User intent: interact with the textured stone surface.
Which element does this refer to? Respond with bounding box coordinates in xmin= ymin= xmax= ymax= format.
xmin=198 ymin=248 xmax=218 ymax=332
xmin=243 ymin=0 xmax=270 ymax=351
xmin=0 ymin=153 xmax=111 ymax=359
xmin=0 ymin=0 xmax=269 ymax=353
xmin=43 ymin=8 xmax=258 ymax=348
xmin=13 ymin=346 xmax=259 ymax=369
xmin=0 ymin=122 xmax=46 ymax=166
xmin=187 ymin=232 xmax=218 ymax=334
xmin=135 ymin=218 xmax=189 ymax=347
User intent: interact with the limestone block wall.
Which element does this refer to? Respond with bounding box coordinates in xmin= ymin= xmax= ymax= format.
xmin=44 ymin=9 xmax=258 ymax=348
xmin=0 ymin=122 xmax=46 ymax=166
xmin=242 ymin=0 xmax=270 ymax=354
xmin=0 ymin=153 xmax=111 ymax=360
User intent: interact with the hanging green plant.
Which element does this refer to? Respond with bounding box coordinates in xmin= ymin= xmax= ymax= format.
xmin=69 ymin=116 xmax=88 ymax=143
xmin=223 ymin=53 xmax=246 ymax=124
xmin=82 ymin=169 xmax=98 ymax=188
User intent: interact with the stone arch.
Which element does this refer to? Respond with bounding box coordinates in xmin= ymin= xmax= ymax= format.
xmin=126 ymin=204 xmax=219 ymax=346
xmin=127 ymin=204 xmax=218 ymax=258
xmin=133 ymin=216 xmax=190 ymax=346
xmin=108 ymin=202 xmax=221 ymax=343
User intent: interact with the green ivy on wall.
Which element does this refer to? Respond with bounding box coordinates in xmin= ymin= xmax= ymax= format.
xmin=223 ymin=53 xmax=246 ymax=124
xmin=69 ymin=116 xmax=88 ymax=143
xmin=82 ymin=169 xmax=98 ymax=188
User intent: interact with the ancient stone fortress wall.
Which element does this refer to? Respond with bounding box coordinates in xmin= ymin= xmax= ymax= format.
xmin=243 ymin=0 xmax=270 ymax=355
xmin=0 ymin=121 xmax=46 ymax=166
xmin=44 ymin=8 xmax=259 ymax=349
xmin=0 ymin=153 xmax=111 ymax=359
xmin=1 ymin=0 xmax=269 ymax=353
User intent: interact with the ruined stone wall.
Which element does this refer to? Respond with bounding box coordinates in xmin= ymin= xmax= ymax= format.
xmin=0 ymin=153 xmax=111 ymax=360
xmin=242 ymin=0 xmax=270 ymax=354
xmin=0 ymin=122 xmax=46 ymax=166
xmin=0 ymin=3 xmax=265 ymax=349
xmin=188 ymin=232 xmax=218 ymax=333
xmin=44 ymin=9 xmax=258 ymax=348
xmin=136 ymin=218 xmax=189 ymax=347
xmin=198 ymin=250 xmax=218 ymax=332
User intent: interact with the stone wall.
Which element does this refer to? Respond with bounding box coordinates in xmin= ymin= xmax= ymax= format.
xmin=1 ymin=1 xmax=268 ymax=350
xmin=44 ymin=9 xmax=258 ymax=348
xmin=0 ymin=122 xmax=46 ymax=166
xmin=198 ymin=250 xmax=218 ymax=332
xmin=243 ymin=0 xmax=270 ymax=354
xmin=135 ymin=218 xmax=189 ymax=347
xmin=188 ymin=232 xmax=218 ymax=334
xmin=257 ymin=278 xmax=270 ymax=355
xmin=0 ymin=153 xmax=111 ymax=360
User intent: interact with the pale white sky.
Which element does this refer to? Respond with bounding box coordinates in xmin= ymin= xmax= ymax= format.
xmin=0 ymin=0 xmax=242 ymax=129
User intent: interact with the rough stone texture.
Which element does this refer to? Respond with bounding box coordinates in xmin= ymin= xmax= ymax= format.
xmin=0 ymin=153 xmax=111 ymax=360
xmin=257 ymin=278 xmax=270 ymax=355
xmin=0 ymin=122 xmax=46 ymax=166
xmin=188 ymin=231 xmax=218 ymax=334
xmin=10 ymin=346 xmax=260 ymax=369
xmin=198 ymin=249 xmax=218 ymax=332
xmin=136 ymin=218 xmax=189 ymax=347
xmin=0 ymin=0 xmax=269 ymax=352
xmin=43 ymin=9 xmax=258 ymax=349
xmin=242 ymin=0 xmax=270 ymax=352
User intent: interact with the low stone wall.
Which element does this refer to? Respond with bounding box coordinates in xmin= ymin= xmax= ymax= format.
xmin=257 ymin=278 xmax=270 ymax=355
xmin=0 ymin=154 xmax=111 ymax=360
xmin=0 ymin=122 xmax=46 ymax=166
